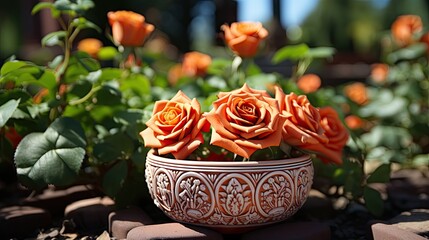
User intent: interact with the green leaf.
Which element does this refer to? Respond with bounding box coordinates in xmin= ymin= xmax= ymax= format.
xmin=74 ymin=52 xmax=100 ymax=72
xmin=120 ymin=74 xmax=151 ymax=96
xmin=367 ymin=164 xmax=391 ymax=184
xmin=0 ymin=99 xmax=20 ymax=127
xmin=96 ymin=85 xmax=122 ymax=106
xmin=31 ymin=2 xmax=54 ymax=15
xmin=37 ymin=70 xmax=57 ymax=90
xmin=0 ymin=61 xmax=27 ymax=76
xmin=114 ymin=109 xmax=146 ymax=140
xmin=76 ymin=0 xmax=95 ymax=10
xmin=207 ymin=58 xmax=232 ymax=75
xmin=343 ymin=160 xmax=364 ymax=198
xmin=307 ymin=47 xmax=336 ymax=59
xmin=102 ymin=160 xmax=128 ymax=197
xmin=412 ymin=154 xmax=429 ymax=167
xmin=272 ymin=43 xmax=309 ymax=63
xmin=71 ymin=17 xmax=101 ymax=32
xmin=131 ymin=147 xmax=148 ymax=169
xmin=27 ymin=103 xmax=51 ymax=118
xmin=359 ymin=90 xmax=407 ymax=118
xmin=363 ymin=186 xmax=384 ymax=217
xmin=98 ymin=47 xmax=118 ymax=61
xmin=93 ymin=133 xmax=134 ymax=163
xmin=99 ymin=68 xmax=123 ymax=82
xmin=48 ymin=55 xmax=64 ymax=69
xmin=387 ymin=43 xmax=427 ymax=63
xmin=53 ymin=0 xmax=73 ymax=11
xmin=361 ymin=126 xmax=412 ymax=150
xmin=41 ymin=31 xmax=67 ymax=47
xmin=246 ymin=73 xmax=277 ymax=91
xmin=14 ymin=117 xmax=86 ymax=188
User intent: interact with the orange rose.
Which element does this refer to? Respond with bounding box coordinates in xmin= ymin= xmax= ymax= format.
xmin=107 ymin=11 xmax=154 ymax=47
xmin=204 ymin=84 xmax=286 ymax=159
xmin=297 ymin=74 xmax=321 ymax=93
xmin=140 ymin=91 xmax=208 ymax=159
xmin=312 ymin=107 xmax=349 ymax=164
xmin=167 ymin=64 xmax=185 ymax=86
xmin=345 ymin=115 xmax=363 ymax=130
xmin=391 ymin=15 xmax=422 ymax=46
xmin=77 ymin=38 xmax=103 ymax=58
xmin=370 ymin=63 xmax=389 ymax=84
xmin=420 ymin=32 xmax=429 ymax=54
xmin=182 ymin=51 xmax=212 ymax=77
xmin=344 ymin=82 xmax=368 ymax=105
xmin=221 ymin=22 xmax=268 ymax=58
xmin=275 ymin=87 xmax=328 ymax=152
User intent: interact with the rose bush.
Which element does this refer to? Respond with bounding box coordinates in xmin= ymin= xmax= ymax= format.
xmin=1 ymin=0 xmax=392 ymax=214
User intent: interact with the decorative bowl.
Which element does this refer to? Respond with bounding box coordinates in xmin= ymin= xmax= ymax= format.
xmin=145 ymin=150 xmax=314 ymax=233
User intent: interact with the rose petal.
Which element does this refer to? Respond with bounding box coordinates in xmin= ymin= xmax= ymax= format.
xmin=209 ymin=130 xmax=255 ymax=159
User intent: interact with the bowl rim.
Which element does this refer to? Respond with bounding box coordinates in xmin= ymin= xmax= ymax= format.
xmin=147 ymin=149 xmax=312 ymax=168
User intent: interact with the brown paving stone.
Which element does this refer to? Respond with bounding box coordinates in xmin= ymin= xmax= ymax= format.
xmin=387 ymin=209 xmax=429 ymax=238
xmin=372 ymin=223 xmax=427 ymax=240
xmin=64 ymin=196 xmax=115 ymax=233
xmin=241 ymin=221 xmax=330 ymax=240
xmin=109 ymin=206 xmax=154 ymax=239
xmin=23 ymin=184 xmax=101 ymax=216
xmin=0 ymin=206 xmax=51 ymax=239
xmin=387 ymin=169 xmax=429 ymax=210
xmin=127 ymin=222 xmax=224 ymax=240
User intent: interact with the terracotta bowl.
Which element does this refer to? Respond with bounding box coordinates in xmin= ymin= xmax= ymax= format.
xmin=145 ymin=150 xmax=314 ymax=233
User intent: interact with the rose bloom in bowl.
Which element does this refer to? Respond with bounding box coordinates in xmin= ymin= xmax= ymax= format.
xmin=140 ymin=83 xmax=349 ymax=232
xmin=140 ymin=83 xmax=349 ymax=164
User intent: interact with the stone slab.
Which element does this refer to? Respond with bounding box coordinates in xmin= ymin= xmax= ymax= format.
xmin=0 ymin=206 xmax=51 ymax=239
xmin=372 ymin=223 xmax=427 ymax=240
xmin=127 ymin=222 xmax=223 ymax=240
xmin=109 ymin=206 xmax=154 ymax=239
xmin=241 ymin=221 xmax=331 ymax=240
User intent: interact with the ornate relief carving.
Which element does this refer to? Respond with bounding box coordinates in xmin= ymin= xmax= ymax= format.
xmin=145 ymin=153 xmax=314 ymax=230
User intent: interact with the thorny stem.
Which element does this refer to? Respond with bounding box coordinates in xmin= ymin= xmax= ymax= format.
xmin=50 ymin=18 xmax=81 ymax=121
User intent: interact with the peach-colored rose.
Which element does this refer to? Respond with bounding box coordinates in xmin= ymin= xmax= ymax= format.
xmin=108 ymin=11 xmax=154 ymax=47
xmin=344 ymin=82 xmax=368 ymax=105
xmin=204 ymin=84 xmax=286 ymax=159
xmin=297 ymin=74 xmax=322 ymax=93
xmin=221 ymin=22 xmax=268 ymax=58
xmin=371 ymin=63 xmax=389 ymax=83
xmin=168 ymin=64 xmax=185 ymax=86
xmin=275 ymin=86 xmax=328 ymax=152
xmin=77 ymin=38 xmax=103 ymax=58
xmin=140 ymin=91 xmax=208 ymax=159
xmin=391 ymin=15 xmax=422 ymax=47
xmin=345 ymin=115 xmax=363 ymax=130
xmin=182 ymin=51 xmax=212 ymax=77
xmin=311 ymin=107 xmax=349 ymax=164
xmin=420 ymin=32 xmax=429 ymax=54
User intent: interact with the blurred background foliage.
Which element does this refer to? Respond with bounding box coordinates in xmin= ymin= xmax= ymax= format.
xmin=1 ymin=0 xmax=428 ymax=69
